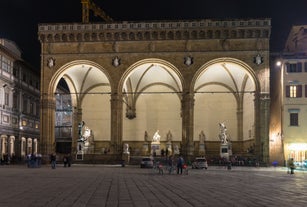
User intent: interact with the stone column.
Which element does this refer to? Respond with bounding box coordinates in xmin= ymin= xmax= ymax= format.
xmin=259 ymin=93 xmax=270 ymax=164
xmin=110 ymin=93 xmax=123 ymax=154
xmin=181 ymin=92 xmax=195 ymax=158
xmin=72 ymin=107 xmax=82 ymax=156
xmin=40 ymin=94 xmax=56 ymax=162
xmin=236 ymin=104 xmax=244 ymax=141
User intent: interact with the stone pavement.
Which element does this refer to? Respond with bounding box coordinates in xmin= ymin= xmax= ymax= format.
xmin=0 ymin=164 xmax=306 ymax=207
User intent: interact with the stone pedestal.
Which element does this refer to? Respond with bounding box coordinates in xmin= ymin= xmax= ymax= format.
xmin=122 ymin=152 xmax=130 ymax=164
xmin=173 ymin=144 xmax=180 ymax=155
xmin=199 ymin=143 xmax=205 ymax=155
xmin=166 ymin=141 xmax=172 ymax=156
xmin=151 ymin=142 xmax=161 ymax=156
xmin=142 ymin=142 xmax=149 ymax=156
xmin=220 ymin=143 xmax=232 ymax=160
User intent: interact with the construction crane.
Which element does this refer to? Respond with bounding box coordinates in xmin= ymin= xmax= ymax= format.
xmin=81 ymin=0 xmax=113 ymax=23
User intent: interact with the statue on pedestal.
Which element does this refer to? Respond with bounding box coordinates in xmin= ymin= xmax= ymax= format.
xmin=166 ymin=130 xmax=173 ymax=155
xmin=199 ymin=130 xmax=206 ymax=144
xmin=199 ymin=130 xmax=206 ymax=154
xmin=123 ymin=143 xmax=130 ymax=154
xmin=78 ymin=121 xmax=95 ymax=154
xmin=166 ymin=130 xmax=172 ymax=142
xmin=173 ymin=144 xmax=180 ymax=155
xmin=218 ymin=122 xmax=232 ymax=160
xmin=144 ymin=131 xmax=150 ymax=142
xmin=143 ymin=131 xmax=150 ymax=155
xmin=82 ymin=126 xmax=94 ymax=154
xmin=151 ymin=130 xmax=161 ymax=156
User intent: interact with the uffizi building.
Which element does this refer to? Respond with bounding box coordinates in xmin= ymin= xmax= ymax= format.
xmin=0 ymin=39 xmax=40 ymax=163
xmin=38 ymin=18 xmax=272 ymax=164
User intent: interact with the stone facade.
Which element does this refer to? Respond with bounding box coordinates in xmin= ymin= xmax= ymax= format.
xmin=0 ymin=39 xmax=40 ymax=162
xmin=38 ymin=19 xmax=271 ymax=163
xmin=271 ymin=25 xmax=307 ymax=166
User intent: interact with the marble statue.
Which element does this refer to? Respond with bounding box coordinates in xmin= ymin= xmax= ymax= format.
xmin=82 ymin=125 xmax=94 ymax=153
xmin=199 ymin=130 xmax=206 ymax=144
xmin=166 ymin=130 xmax=172 ymax=142
xmin=152 ymin=130 xmax=161 ymax=142
xmin=144 ymin=131 xmax=150 ymax=142
xmin=219 ymin=122 xmax=229 ymax=144
xmin=123 ymin=143 xmax=130 ymax=154
xmin=174 ymin=144 xmax=180 ymax=155
xmin=83 ymin=126 xmax=93 ymax=147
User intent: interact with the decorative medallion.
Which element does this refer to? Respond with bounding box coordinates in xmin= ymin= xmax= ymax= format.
xmin=184 ymin=56 xmax=193 ymax=66
xmin=254 ymin=54 xmax=263 ymax=65
xmin=112 ymin=56 xmax=121 ymax=67
xmin=47 ymin=57 xmax=55 ymax=68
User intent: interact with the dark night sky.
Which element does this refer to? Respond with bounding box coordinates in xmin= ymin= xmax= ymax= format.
xmin=1 ymin=0 xmax=307 ymax=69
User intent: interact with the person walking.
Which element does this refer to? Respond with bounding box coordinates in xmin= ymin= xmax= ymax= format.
xmin=288 ymin=158 xmax=295 ymax=174
xmin=50 ymin=153 xmax=56 ymax=169
xmin=177 ymin=155 xmax=184 ymax=174
xmin=67 ymin=153 xmax=72 ymax=167
xmin=168 ymin=156 xmax=174 ymax=174
xmin=63 ymin=155 xmax=68 ymax=167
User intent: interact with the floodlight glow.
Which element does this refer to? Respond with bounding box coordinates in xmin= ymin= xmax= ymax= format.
xmin=288 ymin=143 xmax=307 ymax=151
xmin=276 ymin=61 xmax=282 ymax=67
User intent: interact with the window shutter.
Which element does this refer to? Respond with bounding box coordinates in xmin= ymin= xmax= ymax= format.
xmin=297 ymin=85 xmax=302 ymax=97
xmin=286 ymin=85 xmax=290 ymax=97
xmin=298 ymin=62 xmax=302 ymax=72
xmin=286 ymin=63 xmax=290 ymax=73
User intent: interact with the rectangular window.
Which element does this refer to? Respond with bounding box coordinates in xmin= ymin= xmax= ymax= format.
xmin=13 ymin=93 xmax=18 ymax=109
xmin=23 ymin=98 xmax=28 ymax=113
xmin=286 ymin=63 xmax=302 ymax=73
xmin=13 ymin=67 xmax=18 ymax=77
xmin=4 ymin=92 xmax=9 ymax=105
xmin=286 ymin=85 xmax=302 ymax=97
xmin=30 ymin=102 xmax=34 ymax=114
xmin=22 ymin=73 xmax=26 ymax=82
xmin=290 ymin=113 xmax=298 ymax=126
xmin=1 ymin=56 xmax=10 ymax=73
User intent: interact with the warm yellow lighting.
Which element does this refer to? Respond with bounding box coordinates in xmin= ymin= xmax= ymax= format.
xmin=22 ymin=120 xmax=27 ymax=126
xmin=288 ymin=143 xmax=307 ymax=151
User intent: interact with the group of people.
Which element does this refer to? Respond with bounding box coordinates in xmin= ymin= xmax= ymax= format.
xmin=27 ymin=153 xmax=42 ymax=168
xmin=50 ymin=153 xmax=72 ymax=169
xmin=167 ymin=155 xmax=185 ymax=174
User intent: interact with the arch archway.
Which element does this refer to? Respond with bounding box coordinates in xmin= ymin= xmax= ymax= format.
xmin=193 ymin=58 xmax=260 ymax=157
xmin=119 ymin=59 xmax=184 ymax=153
xmin=48 ymin=60 xmax=112 ymax=154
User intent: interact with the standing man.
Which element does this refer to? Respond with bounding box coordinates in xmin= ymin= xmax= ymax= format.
xmin=288 ymin=158 xmax=295 ymax=174
xmin=177 ymin=155 xmax=184 ymax=174
xmin=50 ymin=153 xmax=56 ymax=169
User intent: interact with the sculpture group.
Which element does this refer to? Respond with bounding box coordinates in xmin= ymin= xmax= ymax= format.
xmin=218 ymin=122 xmax=229 ymax=144
xmin=77 ymin=121 xmax=95 ymax=154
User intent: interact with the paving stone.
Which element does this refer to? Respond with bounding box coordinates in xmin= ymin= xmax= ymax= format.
xmin=0 ymin=165 xmax=306 ymax=206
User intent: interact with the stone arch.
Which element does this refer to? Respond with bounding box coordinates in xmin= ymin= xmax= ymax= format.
xmin=192 ymin=57 xmax=260 ymax=92
xmin=192 ymin=57 xmax=261 ymax=153
xmin=48 ymin=60 xmax=113 ymax=152
xmin=119 ymin=58 xmax=184 ymax=143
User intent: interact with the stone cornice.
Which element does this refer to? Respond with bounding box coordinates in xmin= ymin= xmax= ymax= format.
xmin=38 ymin=19 xmax=271 ymax=43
